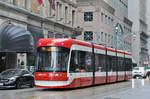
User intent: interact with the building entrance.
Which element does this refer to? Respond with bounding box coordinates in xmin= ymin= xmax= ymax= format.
xmin=0 ymin=53 xmax=6 ymax=73
xmin=0 ymin=52 xmax=17 ymax=73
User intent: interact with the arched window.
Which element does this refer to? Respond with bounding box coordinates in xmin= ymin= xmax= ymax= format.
xmin=114 ymin=23 xmax=124 ymax=50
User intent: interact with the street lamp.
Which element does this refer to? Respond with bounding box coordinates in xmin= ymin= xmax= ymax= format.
xmin=115 ymin=26 xmax=119 ymax=50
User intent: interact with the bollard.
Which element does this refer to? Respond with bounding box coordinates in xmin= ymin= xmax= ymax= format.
xmin=149 ymin=76 xmax=150 ymax=84
xmin=141 ymin=79 xmax=144 ymax=86
xmin=132 ymin=79 xmax=135 ymax=88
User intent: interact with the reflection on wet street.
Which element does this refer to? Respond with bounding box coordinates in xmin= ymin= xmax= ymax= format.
xmin=132 ymin=77 xmax=150 ymax=88
xmin=0 ymin=78 xmax=150 ymax=99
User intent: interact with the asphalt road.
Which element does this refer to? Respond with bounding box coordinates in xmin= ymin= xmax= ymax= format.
xmin=0 ymin=78 xmax=149 ymax=99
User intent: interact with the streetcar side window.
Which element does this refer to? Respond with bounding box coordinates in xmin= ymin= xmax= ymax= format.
xmin=95 ymin=54 xmax=106 ymax=72
xmin=69 ymin=50 xmax=93 ymax=73
xmin=125 ymin=58 xmax=132 ymax=71
xmin=112 ymin=56 xmax=116 ymax=72
xmin=84 ymin=52 xmax=92 ymax=72
xmin=129 ymin=59 xmax=132 ymax=71
xmin=118 ymin=57 xmax=124 ymax=71
xmin=107 ymin=55 xmax=113 ymax=72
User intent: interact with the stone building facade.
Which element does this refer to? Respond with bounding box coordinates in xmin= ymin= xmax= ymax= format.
xmin=128 ymin=0 xmax=149 ymax=66
xmin=76 ymin=0 xmax=132 ymax=52
xmin=0 ymin=0 xmax=80 ymax=72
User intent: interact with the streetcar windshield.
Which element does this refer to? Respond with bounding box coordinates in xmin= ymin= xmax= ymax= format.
xmin=36 ymin=47 xmax=70 ymax=72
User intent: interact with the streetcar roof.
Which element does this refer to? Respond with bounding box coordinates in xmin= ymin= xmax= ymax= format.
xmin=37 ymin=38 xmax=131 ymax=56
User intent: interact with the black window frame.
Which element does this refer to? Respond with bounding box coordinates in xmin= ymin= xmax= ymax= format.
xmin=84 ymin=12 xmax=93 ymax=22
xmin=84 ymin=31 xmax=93 ymax=41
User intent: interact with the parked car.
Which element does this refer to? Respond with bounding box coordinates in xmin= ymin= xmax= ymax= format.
xmin=145 ymin=66 xmax=150 ymax=77
xmin=132 ymin=67 xmax=146 ymax=78
xmin=0 ymin=69 xmax=34 ymax=89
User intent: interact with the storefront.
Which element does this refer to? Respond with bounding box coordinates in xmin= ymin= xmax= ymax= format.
xmin=0 ymin=52 xmax=17 ymax=72
xmin=0 ymin=24 xmax=34 ymax=72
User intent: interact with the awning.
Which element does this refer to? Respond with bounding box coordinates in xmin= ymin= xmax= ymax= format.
xmin=0 ymin=24 xmax=34 ymax=52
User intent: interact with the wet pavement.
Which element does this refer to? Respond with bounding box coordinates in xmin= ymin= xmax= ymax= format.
xmin=100 ymin=78 xmax=150 ymax=99
xmin=0 ymin=78 xmax=150 ymax=99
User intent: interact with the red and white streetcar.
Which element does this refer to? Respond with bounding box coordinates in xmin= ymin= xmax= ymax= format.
xmin=35 ymin=38 xmax=132 ymax=88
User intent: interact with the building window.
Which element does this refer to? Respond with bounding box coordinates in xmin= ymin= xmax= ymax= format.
xmin=65 ymin=6 xmax=68 ymax=23
xmin=105 ymin=33 xmax=107 ymax=44
xmin=111 ymin=18 xmax=114 ymax=26
xmin=48 ymin=31 xmax=54 ymax=38
xmin=55 ymin=33 xmax=63 ymax=38
xmin=72 ymin=10 xmax=75 ymax=27
xmin=101 ymin=32 xmax=103 ymax=41
xmin=84 ymin=31 xmax=93 ymax=41
xmin=108 ymin=34 xmax=110 ymax=44
xmin=101 ymin=13 xmax=104 ymax=23
xmin=25 ymin=0 xmax=27 ymax=9
xmin=108 ymin=17 xmax=110 ymax=25
xmin=111 ymin=36 xmax=114 ymax=46
xmin=13 ymin=0 xmax=18 ymax=6
xmin=56 ymin=2 xmax=59 ymax=20
xmin=49 ymin=1 xmax=52 ymax=16
xmin=24 ymin=0 xmax=29 ymax=9
xmin=105 ymin=15 xmax=107 ymax=24
xmin=84 ymin=12 xmax=93 ymax=22
xmin=59 ymin=3 xmax=62 ymax=19
xmin=56 ymin=2 xmax=62 ymax=21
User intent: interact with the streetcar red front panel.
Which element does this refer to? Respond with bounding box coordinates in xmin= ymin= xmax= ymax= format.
xmin=35 ymin=72 xmax=68 ymax=81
